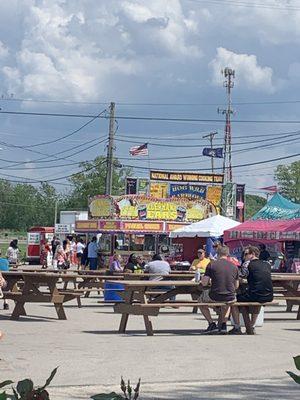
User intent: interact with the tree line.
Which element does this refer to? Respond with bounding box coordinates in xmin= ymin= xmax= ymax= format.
xmin=0 ymin=157 xmax=298 ymax=231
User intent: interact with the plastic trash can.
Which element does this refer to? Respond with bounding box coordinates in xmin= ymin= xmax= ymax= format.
xmin=104 ymin=282 xmax=124 ymax=302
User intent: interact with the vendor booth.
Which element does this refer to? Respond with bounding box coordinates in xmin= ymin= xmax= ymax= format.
xmin=26 ymin=226 xmax=54 ymax=264
xmin=224 ymin=218 xmax=300 ymax=267
xmin=75 ymin=194 xmax=217 ymax=267
xmin=252 ymin=193 xmax=300 ymax=220
xmin=170 ymin=214 xmax=241 ymax=263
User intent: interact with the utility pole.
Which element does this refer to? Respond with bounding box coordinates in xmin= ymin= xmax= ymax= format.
xmin=105 ymin=102 xmax=115 ymax=195
xmin=203 ymin=131 xmax=218 ymax=174
xmin=218 ymin=68 xmax=236 ymax=217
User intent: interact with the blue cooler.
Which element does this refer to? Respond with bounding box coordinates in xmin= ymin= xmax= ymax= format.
xmin=104 ymin=282 xmax=124 ymax=302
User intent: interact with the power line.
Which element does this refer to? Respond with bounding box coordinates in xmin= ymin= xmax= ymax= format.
xmin=6 ymin=96 xmax=300 ymax=107
xmin=119 ymin=151 xmax=300 ymax=172
xmin=187 ymin=0 xmax=300 ymax=11
xmin=2 ymin=137 xmax=107 ymax=169
xmin=3 ymin=109 xmax=300 ymax=124
xmin=18 ymin=108 xmax=107 ymax=148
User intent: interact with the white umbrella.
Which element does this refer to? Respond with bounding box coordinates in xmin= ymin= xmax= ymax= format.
xmin=169 ymin=214 xmax=241 ymax=238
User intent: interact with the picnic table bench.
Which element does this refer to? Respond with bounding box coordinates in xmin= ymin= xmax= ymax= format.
xmin=2 ymin=271 xmax=82 ymax=320
xmin=110 ymin=280 xmax=276 ymax=336
xmin=271 ymin=274 xmax=300 ymax=319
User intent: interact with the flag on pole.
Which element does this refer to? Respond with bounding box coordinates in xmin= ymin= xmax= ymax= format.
xmin=129 ymin=143 xmax=149 ymax=156
xmin=202 ymin=147 xmax=223 ymax=158
xmin=259 ymin=185 xmax=278 ymax=192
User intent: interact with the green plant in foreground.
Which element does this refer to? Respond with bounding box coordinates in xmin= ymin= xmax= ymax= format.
xmin=287 ymin=355 xmax=300 ymax=384
xmin=0 ymin=367 xmax=58 ymax=399
xmin=91 ymin=377 xmax=141 ymax=400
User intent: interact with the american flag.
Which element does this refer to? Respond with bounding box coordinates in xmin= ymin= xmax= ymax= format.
xmin=129 ymin=143 xmax=149 ymax=156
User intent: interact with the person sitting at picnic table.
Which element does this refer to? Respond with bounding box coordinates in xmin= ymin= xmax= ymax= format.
xmin=259 ymin=244 xmax=271 ymax=262
xmin=198 ymin=245 xmax=239 ymax=334
xmin=190 ymin=249 xmax=210 ymax=273
xmin=144 ymin=253 xmax=171 ymax=281
xmin=109 ymin=253 xmax=123 ymax=273
xmin=230 ymin=245 xmax=273 ymax=335
xmin=0 ymin=250 xmax=9 ymax=310
xmin=6 ymin=239 xmax=20 ymax=267
xmin=125 ymin=253 xmax=143 ymax=273
xmin=208 ymin=240 xmax=222 ymax=260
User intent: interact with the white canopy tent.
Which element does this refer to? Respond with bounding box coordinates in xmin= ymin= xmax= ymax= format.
xmin=170 ymin=214 xmax=241 ymax=238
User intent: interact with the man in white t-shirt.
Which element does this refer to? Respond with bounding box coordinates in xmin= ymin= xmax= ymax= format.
xmin=144 ymin=254 xmax=171 ymax=281
xmin=76 ymin=239 xmax=85 ymax=269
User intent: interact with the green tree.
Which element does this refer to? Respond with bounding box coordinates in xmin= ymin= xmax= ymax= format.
xmin=245 ymin=194 xmax=267 ymax=219
xmin=274 ymin=161 xmax=300 ymax=203
xmin=0 ymin=180 xmax=61 ymax=231
xmin=64 ymin=156 xmax=132 ymax=209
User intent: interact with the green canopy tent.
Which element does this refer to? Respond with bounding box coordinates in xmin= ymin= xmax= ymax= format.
xmin=252 ymin=193 xmax=300 ymax=220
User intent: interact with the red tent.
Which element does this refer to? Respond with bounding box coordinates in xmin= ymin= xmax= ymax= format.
xmin=224 ymin=219 xmax=300 ymax=243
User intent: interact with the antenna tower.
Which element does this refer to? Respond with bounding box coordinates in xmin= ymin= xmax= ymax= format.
xmin=218 ymin=68 xmax=236 ymax=217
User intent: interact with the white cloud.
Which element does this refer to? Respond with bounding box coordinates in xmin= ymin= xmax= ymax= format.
xmin=0 ymin=0 xmax=202 ymax=101
xmin=209 ymin=47 xmax=276 ymax=93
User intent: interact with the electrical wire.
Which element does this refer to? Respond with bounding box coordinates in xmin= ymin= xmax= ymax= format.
xmin=20 ymin=108 xmax=108 ymax=148
xmin=187 ymin=0 xmax=300 ymax=11
xmin=3 ymin=109 xmax=300 ymax=124
xmin=5 ymin=96 xmax=300 ymax=107
xmin=119 ymin=151 xmax=300 ymax=172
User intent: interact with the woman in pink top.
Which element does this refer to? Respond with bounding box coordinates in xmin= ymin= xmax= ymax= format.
xmin=55 ymin=244 xmax=67 ymax=269
xmin=109 ymin=253 xmax=123 ymax=273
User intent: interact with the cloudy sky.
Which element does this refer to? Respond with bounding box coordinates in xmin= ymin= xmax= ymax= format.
xmin=0 ymin=0 xmax=300 ymax=195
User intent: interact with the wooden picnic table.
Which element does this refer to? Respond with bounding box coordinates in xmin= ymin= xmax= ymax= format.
xmin=2 ymin=271 xmax=82 ymax=320
xmin=271 ymin=274 xmax=300 ymax=317
xmin=110 ymin=277 xmax=292 ymax=336
xmin=111 ymin=280 xmax=204 ymax=336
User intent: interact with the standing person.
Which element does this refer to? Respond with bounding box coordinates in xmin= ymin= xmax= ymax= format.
xmin=40 ymin=240 xmax=50 ymax=269
xmin=6 ymin=240 xmax=20 ymax=266
xmin=76 ymin=238 xmax=85 ymax=270
xmin=144 ymin=254 xmax=171 ymax=281
xmin=230 ymin=246 xmax=273 ymax=334
xmin=0 ymin=250 xmax=9 ymax=310
xmin=0 ymin=271 xmax=6 ymax=339
xmin=87 ymin=236 xmax=98 ymax=271
xmin=62 ymin=239 xmax=71 ymax=267
xmin=109 ymin=253 xmax=123 ymax=273
xmin=198 ymin=245 xmax=239 ymax=334
xmin=54 ymin=243 xmax=67 ymax=270
xmin=81 ymin=239 xmax=89 ymax=269
xmin=70 ymin=237 xmax=77 ymax=267
xmin=51 ymin=236 xmax=58 ymax=257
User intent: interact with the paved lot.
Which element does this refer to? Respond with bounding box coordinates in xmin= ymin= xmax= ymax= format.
xmin=0 ymin=295 xmax=299 ymax=399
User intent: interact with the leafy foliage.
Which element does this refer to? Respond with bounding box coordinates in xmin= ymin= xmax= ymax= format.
xmin=275 ymin=161 xmax=300 ymax=203
xmin=245 ymin=194 xmax=267 ymax=220
xmin=91 ymin=377 xmax=141 ymax=400
xmin=287 ymin=355 xmax=300 ymax=385
xmin=0 ymin=367 xmax=58 ymax=399
xmin=0 ymin=156 xmax=131 ymax=231
xmin=63 ymin=156 xmax=131 ymax=210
